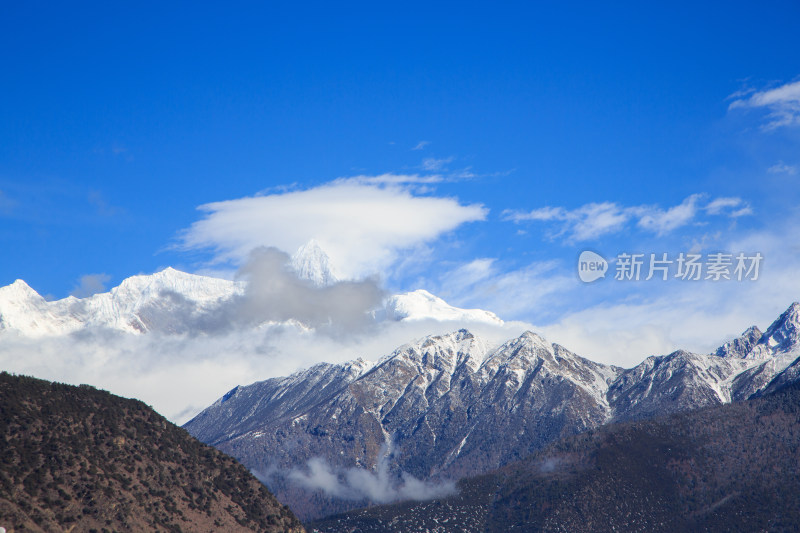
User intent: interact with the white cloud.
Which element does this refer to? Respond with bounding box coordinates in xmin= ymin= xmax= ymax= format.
xmin=446 ymin=258 xmax=496 ymax=287
xmin=435 ymin=258 xmax=575 ymax=322
xmin=70 ymin=273 xmax=112 ymax=297
xmin=285 ymin=445 xmax=456 ymax=504
xmin=704 ymin=196 xmax=747 ymax=215
xmin=637 ymin=193 xmax=702 ymax=235
xmin=511 ymin=206 xmax=565 ymax=222
xmin=504 ymin=202 xmax=631 ymax=241
xmin=730 ymin=206 xmax=754 ymax=217
xmin=729 ymin=79 xmax=800 ymax=129
xmin=0 ymin=313 xmax=528 ymax=424
xmin=421 ymin=156 xmax=454 ymax=171
xmin=768 ymin=161 xmax=798 ymax=175
xmin=504 ymin=194 xmax=751 ymax=242
xmin=540 ymin=224 xmax=800 ymax=366
xmin=570 ymin=203 xmax=633 ymax=240
xmin=179 ymin=179 xmax=487 ymax=278
xmin=412 ymin=141 xmax=430 ymax=150
xmin=338 ymin=173 xmax=443 ymax=186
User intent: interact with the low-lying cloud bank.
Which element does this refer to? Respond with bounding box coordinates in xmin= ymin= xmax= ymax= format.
xmin=280 ymin=445 xmax=457 ymax=504
xmin=0 ymin=316 xmax=529 ymax=425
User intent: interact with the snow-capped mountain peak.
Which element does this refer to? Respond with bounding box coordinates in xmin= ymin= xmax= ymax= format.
xmin=0 ymin=279 xmax=59 ymax=336
xmin=714 ymin=325 xmax=764 ymax=359
xmin=111 ymin=267 xmax=240 ymax=304
xmin=482 ymin=330 xmax=550 ymax=365
xmin=762 ymin=301 xmax=800 ymax=354
xmin=0 ymin=279 xmax=41 ymax=300
xmin=290 ymin=239 xmax=339 ymax=287
xmin=378 ymin=328 xmax=492 ymax=371
xmin=384 ymin=289 xmax=502 ymax=325
xmin=715 ymin=302 xmax=800 ymax=360
xmin=0 ymin=269 xmax=242 ymax=337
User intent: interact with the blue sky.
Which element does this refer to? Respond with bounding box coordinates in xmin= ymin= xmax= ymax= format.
xmin=2 ymin=1 xmax=800 ymax=358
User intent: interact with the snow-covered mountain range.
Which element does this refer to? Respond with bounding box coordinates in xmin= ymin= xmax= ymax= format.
xmin=3 ymin=239 xmax=799 ymax=521
xmin=184 ymin=302 xmax=800 ymax=520
xmin=0 ymin=244 xmax=500 ymax=338
xmin=0 ymin=268 xmax=241 ymax=336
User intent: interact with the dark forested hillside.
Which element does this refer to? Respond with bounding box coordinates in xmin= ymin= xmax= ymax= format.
xmin=311 ymin=379 xmax=800 ymax=532
xmin=0 ymin=372 xmax=304 ymax=533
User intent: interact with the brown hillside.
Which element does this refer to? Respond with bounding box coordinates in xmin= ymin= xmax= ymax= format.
xmin=0 ymin=372 xmax=304 ymax=533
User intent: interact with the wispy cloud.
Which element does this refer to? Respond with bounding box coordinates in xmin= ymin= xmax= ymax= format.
xmin=729 ymin=79 xmax=800 ymax=129
xmin=503 ymin=194 xmax=752 ymax=242
xmin=767 ymin=161 xmax=798 ymax=175
xmin=0 ymin=190 xmax=17 ymax=216
xmin=70 ymin=273 xmax=112 ymax=297
xmin=705 ymin=196 xmax=752 ymax=218
xmin=435 ymin=258 xmax=575 ymax=322
xmin=411 ymin=141 xmax=430 ymax=150
xmin=336 ymin=173 xmax=443 ymax=186
xmin=421 ymin=156 xmax=454 ymax=171
xmin=705 ymin=197 xmax=742 ymax=215
xmin=542 ymin=223 xmax=800 ymax=366
xmin=637 ymin=193 xmax=705 ymax=235
xmin=509 ymin=202 xmax=631 ymax=241
xmin=88 ymin=190 xmax=125 ymax=217
xmin=284 ymin=444 xmax=456 ymax=504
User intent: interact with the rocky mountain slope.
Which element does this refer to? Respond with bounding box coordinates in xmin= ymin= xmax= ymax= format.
xmin=0 ymin=372 xmax=304 ymax=533
xmin=185 ymin=302 xmax=800 ymax=520
xmin=310 ymin=378 xmax=800 ymax=532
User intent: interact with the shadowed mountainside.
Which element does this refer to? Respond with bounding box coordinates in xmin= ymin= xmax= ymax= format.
xmin=186 ymin=303 xmax=800 ymax=521
xmin=310 ymin=379 xmax=800 ymax=532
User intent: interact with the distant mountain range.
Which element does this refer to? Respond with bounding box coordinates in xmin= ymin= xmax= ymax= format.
xmin=0 ymin=372 xmax=304 ymax=532
xmin=185 ymin=302 xmax=800 ymax=520
xmin=309 ymin=376 xmax=800 ymax=532
xmin=3 ymin=242 xmax=799 ymax=525
xmin=0 ymin=242 xmax=500 ymax=338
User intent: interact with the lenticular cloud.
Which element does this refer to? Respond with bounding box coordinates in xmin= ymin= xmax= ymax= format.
xmin=179 ymin=179 xmax=487 ymax=278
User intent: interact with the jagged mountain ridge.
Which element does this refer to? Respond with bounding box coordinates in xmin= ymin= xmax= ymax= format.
xmin=716 ymin=302 xmax=800 ymax=359
xmin=185 ymin=302 xmax=800 ymax=520
xmin=187 ymin=330 xmax=619 ymax=473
